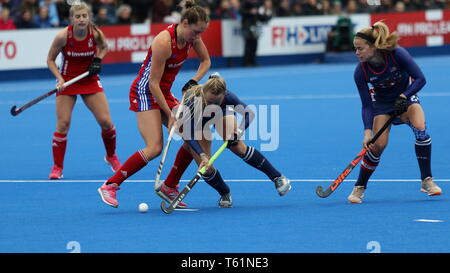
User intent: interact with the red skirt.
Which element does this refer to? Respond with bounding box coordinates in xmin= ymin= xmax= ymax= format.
xmin=57 ymin=76 xmax=104 ymax=96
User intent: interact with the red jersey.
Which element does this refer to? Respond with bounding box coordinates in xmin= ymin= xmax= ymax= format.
xmin=58 ymin=25 xmax=103 ymax=96
xmin=129 ymin=24 xmax=192 ymax=112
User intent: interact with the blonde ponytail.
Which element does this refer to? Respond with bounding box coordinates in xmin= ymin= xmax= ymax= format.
xmin=355 ymin=21 xmax=399 ymax=51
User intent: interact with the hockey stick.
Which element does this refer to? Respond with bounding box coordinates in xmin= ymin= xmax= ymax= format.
xmin=154 ymin=93 xmax=187 ymax=191
xmin=160 ymin=141 xmax=229 ymax=214
xmin=10 ymin=71 xmax=89 ymax=116
xmin=316 ymin=114 xmax=396 ymax=198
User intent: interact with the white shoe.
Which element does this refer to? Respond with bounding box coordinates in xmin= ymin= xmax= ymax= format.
xmin=348 ymin=186 xmax=365 ymax=204
xmin=420 ymin=177 xmax=442 ymax=196
xmin=273 ymin=175 xmax=292 ymax=196
xmin=218 ymin=192 xmax=232 ymax=208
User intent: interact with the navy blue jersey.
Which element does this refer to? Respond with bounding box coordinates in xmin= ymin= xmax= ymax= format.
xmin=354 ymin=47 xmax=426 ymax=129
xmin=203 ymin=90 xmax=253 ymax=130
xmin=182 ymin=90 xmax=254 ymax=153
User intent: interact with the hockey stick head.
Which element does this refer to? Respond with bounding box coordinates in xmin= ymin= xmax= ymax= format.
xmin=315 ymin=185 xmax=330 ymax=198
xmin=160 ymin=201 xmax=174 ymax=214
xmin=10 ymin=105 xmax=19 ymax=116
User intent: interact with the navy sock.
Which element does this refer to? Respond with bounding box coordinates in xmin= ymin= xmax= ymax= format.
xmin=240 ymin=146 xmax=281 ymax=181
xmin=355 ymin=151 xmax=380 ymax=188
xmin=202 ymin=168 xmax=230 ymax=196
xmin=415 ymin=137 xmax=432 ymax=180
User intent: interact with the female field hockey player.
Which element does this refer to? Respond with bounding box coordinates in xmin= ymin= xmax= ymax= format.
xmin=46 ymin=2 xmax=121 ymax=179
xmin=156 ymin=73 xmax=292 ymax=208
xmin=98 ymin=0 xmax=212 ymax=208
xmin=348 ymin=21 xmax=442 ymax=203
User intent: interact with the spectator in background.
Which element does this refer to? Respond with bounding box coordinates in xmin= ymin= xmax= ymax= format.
xmin=20 ymin=0 xmax=39 ymax=18
xmin=1 ymin=0 xmax=21 ymax=13
xmin=4 ymin=0 xmax=22 ymax=19
xmin=214 ymin=0 xmax=239 ymax=19
xmin=276 ymin=0 xmax=292 ymax=17
xmin=116 ymin=4 xmax=132 ymax=25
xmin=355 ymin=0 xmax=371 ymax=13
xmin=162 ymin=1 xmax=182 ymax=24
xmin=0 ymin=7 xmax=16 ymax=30
xmin=345 ymin=0 xmax=358 ymax=14
xmin=33 ymin=5 xmax=53 ymax=28
xmin=55 ymin=0 xmax=70 ymax=26
xmin=90 ymin=0 xmax=103 ymax=16
xmin=374 ymin=0 xmax=394 ymax=13
xmin=240 ymin=0 xmax=271 ymax=67
xmin=95 ymin=6 xmax=113 ymax=26
xmin=394 ymin=0 xmax=406 ymax=12
xmin=259 ymin=0 xmax=274 ymax=19
xmin=15 ymin=8 xmax=38 ymax=28
xmin=198 ymin=0 xmax=217 ymax=11
xmin=125 ymin=0 xmax=151 ymax=23
xmin=291 ymin=1 xmax=303 ymax=16
xmin=321 ymin=0 xmax=333 ymax=15
xmin=39 ymin=0 xmax=60 ymax=27
xmin=302 ymin=0 xmax=321 ymax=15
xmin=229 ymin=0 xmax=241 ymax=19
xmin=197 ymin=1 xmax=212 ymax=18
xmin=151 ymin=0 xmax=173 ymax=23
xmin=99 ymin=0 xmax=118 ymax=24
xmin=332 ymin=0 xmax=343 ymax=15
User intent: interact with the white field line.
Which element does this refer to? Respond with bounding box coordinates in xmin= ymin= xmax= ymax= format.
xmin=2 ymin=92 xmax=450 ymax=106
xmin=0 ymin=179 xmax=449 ymax=183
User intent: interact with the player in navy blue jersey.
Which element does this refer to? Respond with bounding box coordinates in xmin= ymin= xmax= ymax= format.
xmin=156 ymin=73 xmax=292 ymax=208
xmin=348 ymin=21 xmax=442 ymax=203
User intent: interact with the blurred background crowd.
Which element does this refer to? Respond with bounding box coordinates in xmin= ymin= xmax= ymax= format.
xmin=1 ymin=0 xmax=450 ymax=30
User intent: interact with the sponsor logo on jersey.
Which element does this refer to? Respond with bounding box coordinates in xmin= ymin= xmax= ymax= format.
xmin=66 ymin=50 xmax=95 ymax=57
xmin=167 ymin=60 xmax=185 ymax=68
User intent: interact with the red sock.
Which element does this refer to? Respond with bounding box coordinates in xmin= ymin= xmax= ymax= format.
xmin=165 ymin=145 xmax=193 ymax=188
xmin=102 ymin=125 xmax=117 ymax=157
xmin=107 ymin=150 xmax=148 ymax=185
xmin=52 ymin=132 xmax=67 ymax=168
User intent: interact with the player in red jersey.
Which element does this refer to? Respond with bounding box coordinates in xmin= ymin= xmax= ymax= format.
xmin=46 ymin=2 xmax=121 ymax=179
xmin=98 ymin=0 xmax=212 ymax=208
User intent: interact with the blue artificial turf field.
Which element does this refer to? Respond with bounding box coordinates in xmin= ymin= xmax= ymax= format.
xmin=1 ymin=55 xmax=449 ymax=253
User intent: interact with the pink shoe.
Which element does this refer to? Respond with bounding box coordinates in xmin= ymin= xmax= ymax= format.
xmin=156 ymin=183 xmax=187 ymax=208
xmin=104 ymin=154 xmax=121 ymax=172
xmin=98 ymin=182 xmax=120 ymax=208
xmin=49 ymin=165 xmax=63 ymax=179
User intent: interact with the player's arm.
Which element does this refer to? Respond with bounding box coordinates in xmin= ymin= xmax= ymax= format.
xmin=182 ymin=38 xmax=211 ymax=93
xmin=47 ymin=28 xmax=67 ymax=91
xmin=393 ymin=47 xmax=426 ymax=98
xmin=92 ymin=25 xmax=108 ymax=59
xmin=354 ymin=65 xmax=374 ymax=148
xmin=228 ymin=91 xmax=255 ymax=133
xmin=88 ymin=25 xmax=107 ymax=76
xmin=191 ymin=38 xmax=211 ymax=82
xmin=149 ymin=32 xmax=176 ymax=128
xmin=221 ymin=91 xmax=255 ymax=147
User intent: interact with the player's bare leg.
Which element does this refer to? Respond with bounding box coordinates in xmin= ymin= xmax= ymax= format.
xmin=98 ymin=110 xmax=164 ymax=208
xmin=82 ymin=92 xmax=121 ymax=172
